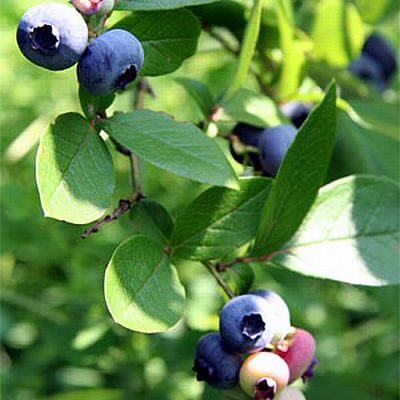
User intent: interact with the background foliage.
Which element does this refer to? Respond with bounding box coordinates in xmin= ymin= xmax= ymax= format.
xmin=1 ymin=0 xmax=399 ymax=399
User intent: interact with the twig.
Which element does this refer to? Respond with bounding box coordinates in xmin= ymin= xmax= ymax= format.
xmin=134 ymin=78 xmax=154 ymax=109
xmin=202 ymin=261 xmax=235 ymax=299
xmin=216 ymin=249 xmax=286 ymax=272
xmin=82 ymin=198 xmax=137 ymax=239
xmin=82 ymin=78 xmax=152 ymax=239
xmin=129 ymin=153 xmax=141 ymax=194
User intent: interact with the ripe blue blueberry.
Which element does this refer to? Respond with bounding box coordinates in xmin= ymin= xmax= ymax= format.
xmin=280 ymin=102 xmax=311 ymax=129
xmin=258 ymin=124 xmax=297 ymax=177
xmin=348 ymin=53 xmax=386 ymax=91
xmin=16 ymin=3 xmax=88 ymax=71
xmin=233 ymin=123 xmax=264 ymax=148
xmin=362 ymin=33 xmax=397 ymax=82
xmin=77 ymin=29 xmax=144 ymax=96
xmin=250 ymin=290 xmax=291 ymax=343
xmin=230 ymin=123 xmax=264 ymax=169
xmin=219 ymin=294 xmax=276 ymax=354
xmin=192 ymin=333 xmax=242 ymax=389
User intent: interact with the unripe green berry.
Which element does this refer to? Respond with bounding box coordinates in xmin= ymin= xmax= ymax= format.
xmin=275 ymin=387 xmax=306 ymax=400
xmin=239 ymin=352 xmax=289 ymax=399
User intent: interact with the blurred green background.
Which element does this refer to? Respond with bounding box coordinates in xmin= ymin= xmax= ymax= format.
xmin=1 ymin=0 xmax=399 ymax=399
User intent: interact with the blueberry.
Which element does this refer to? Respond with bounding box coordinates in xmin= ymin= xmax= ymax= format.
xmin=362 ymin=33 xmax=397 ymax=82
xmin=219 ymin=294 xmax=276 ymax=353
xmin=72 ymin=0 xmax=115 ymax=16
xmin=250 ymin=290 xmax=291 ymax=344
xmin=16 ymin=3 xmax=88 ymax=71
xmin=239 ymin=352 xmax=289 ymax=399
xmin=233 ymin=123 xmax=264 ymax=148
xmin=192 ymin=332 xmax=242 ymax=389
xmin=280 ymin=102 xmax=311 ymax=129
xmin=258 ymin=125 xmax=297 ymax=177
xmin=229 ymin=123 xmax=264 ymax=170
xmin=77 ymin=29 xmax=144 ymax=96
xmin=274 ymin=328 xmax=316 ymax=384
xmin=348 ymin=53 xmax=386 ymax=91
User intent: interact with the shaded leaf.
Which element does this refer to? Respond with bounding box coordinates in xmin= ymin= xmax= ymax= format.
xmin=130 ymin=200 xmax=174 ymax=244
xmin=175 ymin=77 xmax=215 ymax=117
xmin=112 ymin=10 xmax=200 ymax=76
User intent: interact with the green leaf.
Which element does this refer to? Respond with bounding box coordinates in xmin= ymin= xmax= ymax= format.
xmin=130 ymin=200 xmax=174 ymax=244
xmin=79 ymin=86 xmax=115 ymax=120
xmin=252 ymin=83 xmax=337 ymax=256
xmin=112 ymin=10 xmax=200 ymax=76
xmin=276 ymin=0 xmax=305 ymax=99
xmin=36 ymin=113 xmax=114 ymax=224
xmin=115 ymin=0 xmax=220 ymax=10
xmin=349 ymin=99 xmax=399 ymax=140
xmin=271 ymin=175 xmax=400 ymax=286
xmin=101 ymin=110 xmax=238 ymax=189
xmin=225 ymin=0 xmax=265 ymax=98
xmin=175 ymin=78 xmax=215 ymax=117
xmin=215 ymin=88 xmax=285 ymax=127
xmin=221 ymin=263 xmax=255 ymax=295
xmin=172 ymin=177 xmax=272 ymax=260
xmin=104 ymin=235 xmax=185 ymax=333
xmin=333 ymin=109 xmax=399 ymax=182
xmin=311 ymin=0 xmax=364 ymax=67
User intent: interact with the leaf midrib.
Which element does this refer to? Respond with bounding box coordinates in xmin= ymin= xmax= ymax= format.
xmin=47 ymin=125 xmax=93 ymax=208
xmin=108 ymin=118 xmax=232 ymax=178
xmin=172 ymin=185 xmax=270 ymax=250
xmin=122 ymin=253 xmax=166 ymax=315
xmin=280 ymin=229 xmax=399 ymax=254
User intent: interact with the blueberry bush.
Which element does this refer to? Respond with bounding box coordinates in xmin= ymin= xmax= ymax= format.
xmin=1 ymin=0 xmax=399 ymax=399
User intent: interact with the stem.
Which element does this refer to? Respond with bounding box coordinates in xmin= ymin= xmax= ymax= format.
xmin=82 ymin=78 xmax=153 ymax=239
xmin=224 ymin=0 xmax=266 ymax=100
xmin=129 ymin=153 xmax=141 ymax=195
xmin=82 ymin=199 xmax=133 ymax=239
xmin=216 ymin=249 xmax=287 ymax=272
xmin=203 ymin=261 xmax=235 ymax=299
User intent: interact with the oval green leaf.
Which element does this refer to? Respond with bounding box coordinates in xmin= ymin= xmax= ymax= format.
xmin=171 ymin=177 xmax=272 ymax=260
xmin=272 ymin=175 xmax=400 ymax=286
xmin=36 ymin=113 xmax=115 ymax=224
xmin=104 ymin=235 xmax=185 ymax=333
xmin=100 ymin=110 xmax=238 ymax=189
xmin=130 ymin=200 xmax=174 ymax=244
xmin=112 ymin=9 xmax=200 ymax=76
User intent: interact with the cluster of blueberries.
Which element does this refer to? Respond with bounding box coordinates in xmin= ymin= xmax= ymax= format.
xmin=16 ymin=1 xmax=144 ymax=96
xmin=230 ymin=102 xmax=310 ymax=176
xmin=348 ymin=33 xmax=397 ymax=91
xmin=193 ymin=290 xmax=316 ymax=400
